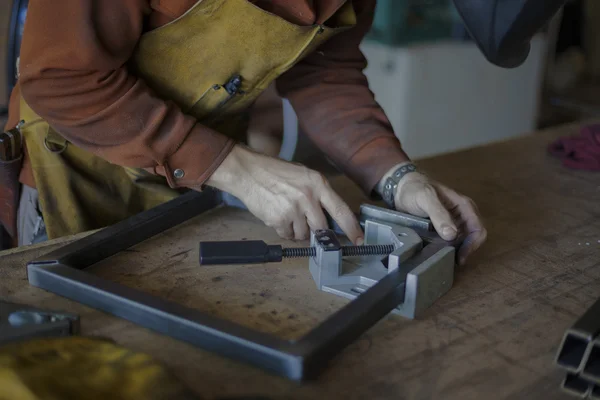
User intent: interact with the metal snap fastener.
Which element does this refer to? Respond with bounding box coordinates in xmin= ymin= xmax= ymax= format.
xmin=43 ymin=137 xmax=67 ymax=154
xmin=173 ymin=169 xmax=185 ymax=179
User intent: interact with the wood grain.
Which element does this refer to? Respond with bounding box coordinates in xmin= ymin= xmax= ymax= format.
xmin=1 ymin=121 xmax=598 ymax=400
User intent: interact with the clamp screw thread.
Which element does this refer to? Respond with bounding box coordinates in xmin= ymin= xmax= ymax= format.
xmin=282 ymin=247 xmax=316 ymax=258
xmin=282 ymin=244 xmax=394 ymax=259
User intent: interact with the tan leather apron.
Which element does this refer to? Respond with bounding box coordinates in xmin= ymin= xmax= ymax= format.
xmin=18 ymin=0 xmax=357 ymax=239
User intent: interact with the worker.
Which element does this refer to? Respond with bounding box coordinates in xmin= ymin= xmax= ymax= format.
xmin=0 ymin=0 xmax=564 ymax=263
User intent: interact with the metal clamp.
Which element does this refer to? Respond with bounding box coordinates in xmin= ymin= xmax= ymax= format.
xmin=0 ymin=301 xmax=80 ymax=345
xmin=310 ymin=205 xmax=454 ymax=319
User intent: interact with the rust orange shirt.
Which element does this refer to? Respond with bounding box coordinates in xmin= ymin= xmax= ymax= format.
xmin=7 ymin=0 xmax=408 ymax=198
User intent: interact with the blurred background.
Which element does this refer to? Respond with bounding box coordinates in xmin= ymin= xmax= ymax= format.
xmin=1 ymin=0 xmax=598 ymax=160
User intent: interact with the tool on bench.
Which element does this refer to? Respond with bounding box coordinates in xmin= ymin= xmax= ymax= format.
xmin=200 ymin=204 xmax=458 ymax=319
xmin=0 ymin=300 xmax=80 ymax=345
xmin=555 ymin=295 xmax=600 ymax=398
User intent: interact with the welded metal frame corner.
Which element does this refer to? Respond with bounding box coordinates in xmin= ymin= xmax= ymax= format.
xmin=26 ymin=188 xmax=453 ymax=381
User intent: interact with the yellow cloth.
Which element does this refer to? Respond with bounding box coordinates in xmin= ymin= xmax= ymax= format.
xmin=0 ymin=337 xmax=198 ymax=400
xmin=20 ymin=0 xmax=356 ymax=239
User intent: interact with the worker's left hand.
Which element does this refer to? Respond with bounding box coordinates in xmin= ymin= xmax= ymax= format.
xmin=393 ymin=172 xmax=487 ymax=265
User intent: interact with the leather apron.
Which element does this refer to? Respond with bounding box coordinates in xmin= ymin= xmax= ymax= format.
xmin=18 ymin=0 xmax=357 ymax=239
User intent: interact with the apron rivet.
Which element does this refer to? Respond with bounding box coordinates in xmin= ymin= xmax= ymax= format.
xmin=173 ymin=169 xmax=185 ymax=179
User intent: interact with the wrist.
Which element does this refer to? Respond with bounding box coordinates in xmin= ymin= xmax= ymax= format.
xmin=206 ymin=145 xmax=247 ymax=195
xmin=376 ymin=162 xmax=418 ymax=208
xmin=376 ymin=161 xmax=414 ymax=196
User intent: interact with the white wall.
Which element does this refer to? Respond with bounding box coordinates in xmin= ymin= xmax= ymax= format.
xmin=360 ymin=35 xmax=548 ymax=159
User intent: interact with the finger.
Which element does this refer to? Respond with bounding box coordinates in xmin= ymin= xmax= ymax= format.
xmin=457 ymin=229 xmax=487 ymax=265
xmin=417 ymin=187 xmax=457 ymax=241
xmin=456 ymin=202 xmax=487 ymax=265
xmin=275 ymin=223 xmax=294 ymax=240
xmin=292 ymin=217 xmax=310 ymax=241
xmin=442 ymin=190 xmax=487 ymax=265
xmin=319 ymin=186 xmax=363 ymax=245
xmin=304 ymin=204 xmax=329 ymax=233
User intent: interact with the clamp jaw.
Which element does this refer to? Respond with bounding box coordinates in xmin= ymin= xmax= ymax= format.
xmin=310 ymin=204 xmax=456 ymax=319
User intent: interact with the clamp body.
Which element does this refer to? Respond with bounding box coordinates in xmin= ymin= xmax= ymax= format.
xmin=310 ymin=204 xmax=455 ymax=319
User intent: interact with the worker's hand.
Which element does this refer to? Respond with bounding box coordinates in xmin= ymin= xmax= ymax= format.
xmin=206 ymin=145 xmax=364 ymax=244
xmin=393 ymin=171 xmax=487 ymax=265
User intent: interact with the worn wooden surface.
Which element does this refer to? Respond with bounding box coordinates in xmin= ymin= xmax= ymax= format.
xmin=1 ymin=121 xmax=599 ymax=400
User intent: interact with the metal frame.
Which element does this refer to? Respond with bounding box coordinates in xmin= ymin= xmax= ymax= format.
xmin=27 ymin=188 xmax=450 ymax=381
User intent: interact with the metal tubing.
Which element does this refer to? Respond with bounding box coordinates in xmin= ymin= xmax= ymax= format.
xmin=592 ymin=384 xmax=600 ymax=400
xmin=27 ymin=263 xmax=304 ymax=379
xmin=296 ymin=243 xmax=445 ymax=379
xmin=561 ymin=373 xmax=592 ymax=398
xmin=582 ymin=339 xmax=600 ymax=385
xmin=359 ymin=204 xmax=433 ymax=232
xmin=33 ymin=190 xmax=220 ymax=267
xmin=556 ymin=296 xmax=600 ymax=373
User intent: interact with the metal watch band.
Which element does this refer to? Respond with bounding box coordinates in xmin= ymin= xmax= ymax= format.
xmin=382 ymin=163 xmax=417 ymax=209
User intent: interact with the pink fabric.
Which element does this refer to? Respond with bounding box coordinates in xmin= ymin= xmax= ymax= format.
xmin=548 ymin=124 xmax=600 ymax=171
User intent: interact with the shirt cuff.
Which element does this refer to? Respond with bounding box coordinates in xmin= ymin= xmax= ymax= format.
xmin=153 ymin=124 xmax=236 ymax=189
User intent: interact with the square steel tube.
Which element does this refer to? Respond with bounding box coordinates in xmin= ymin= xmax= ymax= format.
xmin=556 ymin=296 xmax=600 ymax=373
xmin=27 ymin=189 xmax=449 ymax=381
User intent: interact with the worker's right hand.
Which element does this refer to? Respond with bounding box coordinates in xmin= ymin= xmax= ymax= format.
xmin=205 ymin=145 xmax=364 ymax=244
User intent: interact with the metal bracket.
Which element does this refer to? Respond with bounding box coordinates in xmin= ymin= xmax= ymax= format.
xmin=0 ymin=301 xmax=80 ymax=345
xmin=26 ymin=189 xmax=457 ymax=381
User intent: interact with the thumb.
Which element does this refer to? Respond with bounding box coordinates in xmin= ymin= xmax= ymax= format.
xmin=418 ymin=189 xmax=457 ymax=241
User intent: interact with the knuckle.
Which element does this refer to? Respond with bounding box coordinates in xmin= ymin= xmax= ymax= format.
xmin=417 ymin=184 xmax=438 ymax=202
xmin=269 ymin=216 xmax=287 ymax=228
xmin=480 ymin=228 xmax=488 ymax=242
xmin=295 ymin=190 xmax=312 ymax=205
xmin=461 ymin=195 xmax=476 ymax=207
xmin=310 ymin=171 xmax=329 ymax=187
xmin=295 ymin=231 xmax=309 ymax=241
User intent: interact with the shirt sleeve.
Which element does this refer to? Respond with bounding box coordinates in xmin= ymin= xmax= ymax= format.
xmin=276 ymin=0 xmax=410 ymax=195
xmin=18 ymin=0 xmax=234 ymax=189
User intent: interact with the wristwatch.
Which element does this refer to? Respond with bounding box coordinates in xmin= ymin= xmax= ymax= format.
xmin=381 ymin=163 xmax=417 ymax=209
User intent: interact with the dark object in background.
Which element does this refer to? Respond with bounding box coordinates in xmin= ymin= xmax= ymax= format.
xmin=1 ymin=0 xmax=28 ymax=113
xmin=452 ymin=0 xmax=566 ymax=68
xmin=548 ymin=124 xmax=600 ymax=170
xmin=0 ymin=225 xmax=11 ymax=250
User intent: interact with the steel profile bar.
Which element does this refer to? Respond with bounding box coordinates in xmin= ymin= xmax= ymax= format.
xmin=562 ymin=373 xmax=592 ymax=398
xmin=592 ymin=384 xmax=600 ymax=400
xmin=556 ymin=296 xmax=600 ymax=373
xmin=26 ymin=188 xmax=454 ymax=381
xmin=582 ymin=339 xmax=600 ymax=385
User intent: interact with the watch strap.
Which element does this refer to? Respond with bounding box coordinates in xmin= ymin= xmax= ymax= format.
xmin=382 ymin=163 xmax=417 ymax=209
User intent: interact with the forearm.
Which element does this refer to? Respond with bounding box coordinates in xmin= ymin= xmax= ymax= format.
xmin=276 ymin=0 xmax=409 ymax=195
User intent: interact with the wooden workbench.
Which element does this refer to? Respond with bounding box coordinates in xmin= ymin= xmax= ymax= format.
xmin=1 ymin=122 xmax=599 ymax=400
